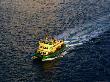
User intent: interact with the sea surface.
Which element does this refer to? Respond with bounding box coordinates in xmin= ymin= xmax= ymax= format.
xmin=0 ymin=0 xmax=110 ymax=82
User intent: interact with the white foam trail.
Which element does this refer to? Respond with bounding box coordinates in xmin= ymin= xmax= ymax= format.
xmin=66 ymin=42 xmax=83 ymax=47
xmin=64 ymin=41 xmax=70 ymax=43
xmin=56 ymin=14 xmax=110 ymax=47
xmin=64 ymin=39 xmax=78 ymax=43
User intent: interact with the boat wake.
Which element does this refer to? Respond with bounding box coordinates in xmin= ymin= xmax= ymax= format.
xmin=56 ymin=14 xmax=110 ymax=52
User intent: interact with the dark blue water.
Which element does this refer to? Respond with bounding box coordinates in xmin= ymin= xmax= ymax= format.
xmin=0 ymin=0 xmax=110 ymax=82
xmin=1 ymin=30 xmax=110 ymax=82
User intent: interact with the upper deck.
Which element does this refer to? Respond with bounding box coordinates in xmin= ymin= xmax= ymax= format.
xmin=36 ymin=34 xmax=64 ymax=55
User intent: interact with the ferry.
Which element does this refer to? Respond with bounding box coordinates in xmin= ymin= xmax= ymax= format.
xmin=31 ymin=34 xmax=66 ymax=61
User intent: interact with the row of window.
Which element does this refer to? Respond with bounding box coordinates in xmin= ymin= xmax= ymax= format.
xmin=40 ymin=41 xmax=52 ymax=45
xmin=40 ymin=46 xmax=49 ymax=49
xmin=41 ymin=52 xmax=48 ymax=55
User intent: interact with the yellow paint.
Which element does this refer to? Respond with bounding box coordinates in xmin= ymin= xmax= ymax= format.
xmin=37 ymin=35 xmax=64 ymax=55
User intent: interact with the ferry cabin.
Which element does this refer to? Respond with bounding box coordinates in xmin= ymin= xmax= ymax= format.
xmin=37 ymin=39 xmax=64 ymax=56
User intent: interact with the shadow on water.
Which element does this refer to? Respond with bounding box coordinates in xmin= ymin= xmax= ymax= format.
xmin=32 ymin=58 xmax=62 ymax=70
xmin=32 ymin=58 xmax=62 ymax=72
xmin=31 ymin=58 xmax=63 ymax=82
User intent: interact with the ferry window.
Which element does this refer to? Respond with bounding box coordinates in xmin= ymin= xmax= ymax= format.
xmin=42 ymin=41 xmax=45 ymax=43
xmin=49 ymin=42 xmax=52 ymax=45
xmin=45 ymin=47 xmax=46 ymax=49
xmin=43 ymin=52 xmax=46 ymax=54
xmin=45 ymin=42 xmax=48 ymax=44
xmin=44 ymin=47 xmax=47 ymax=49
